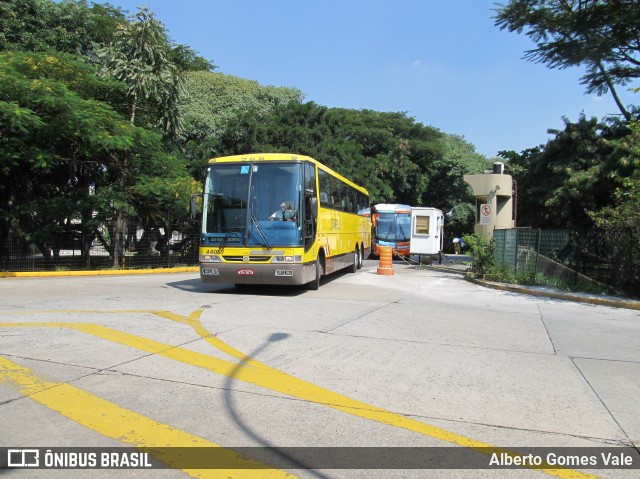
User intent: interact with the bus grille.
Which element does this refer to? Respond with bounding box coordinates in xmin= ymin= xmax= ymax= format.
xmin=222 ymin=255 xmax=271 ymax=262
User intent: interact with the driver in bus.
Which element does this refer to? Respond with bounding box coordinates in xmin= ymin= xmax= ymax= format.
xmin=269 ymin=201 xmax=296 ymax=221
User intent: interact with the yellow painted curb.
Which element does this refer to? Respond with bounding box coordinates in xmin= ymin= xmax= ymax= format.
xmin=0 ymin=267 xmax=199 ymax=278
xmin=466 ymin=275 xmax=640 ymax=311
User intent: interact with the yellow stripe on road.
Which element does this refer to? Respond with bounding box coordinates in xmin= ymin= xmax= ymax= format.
xmin=0 ymin=267 xmax=199 ymax=278
xmin=157 ymin=309 xmax=610 ymax=479
xmin=0 ymin=355 xmax=296 ymax=478
xmin=1 ymin=316 xmax=604 ymax=479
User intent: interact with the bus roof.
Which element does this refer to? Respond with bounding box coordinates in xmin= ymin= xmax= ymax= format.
xmin=208 ymin=153 xmax=369 ymax=196
xmin=373 ymin=203 xmax=413 ymax=214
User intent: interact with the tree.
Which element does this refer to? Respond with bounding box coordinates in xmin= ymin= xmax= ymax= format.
xmin=590 ymin=117 xmax=640 ymax=228
xmin=0 ymin=0 xmax=215 ymax=77
xmin=179 ymin=71 xmax=303 ymax=177
xmin=0 ymin=0 xmax=126 ymax=54
xmin=96 ymin=6 xmax=184 ymax=137
xmin=438 ymin=135 xmax=493 ymax=238
xmin=214 ymin=102 xmax=423 ymax=203
xmin=494 ymin=0 xmax=639 ymax=121
xmin=213 ymin=101 xmax=487 ymax=232
xmin=498 ymin=115 xmax=629 ymax=230
xmin=95 ymin=6 xmax=188 ymax=266
xmin=0 ymin=51 xmax=189 ymax=267
xmin=170 ymin=44 xmax=216 ymax=73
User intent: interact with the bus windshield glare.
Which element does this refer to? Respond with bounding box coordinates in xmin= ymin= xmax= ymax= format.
xmin=202 ymin=162 xmax=303 ymax=247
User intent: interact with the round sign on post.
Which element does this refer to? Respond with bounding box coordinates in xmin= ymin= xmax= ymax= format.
xmin=480 ymin=203 xmax=492 ymax=225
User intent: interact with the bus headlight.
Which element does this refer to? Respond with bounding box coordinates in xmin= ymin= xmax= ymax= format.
xmin=272 ymin=255 xmax=302 ymax=263
xmin=200 ymin=254 xmax=222 ymax=263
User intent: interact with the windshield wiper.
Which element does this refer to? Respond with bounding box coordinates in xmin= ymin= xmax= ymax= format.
xmin=383 ymin=226 xmax=394 ymax=242
xmin=398 ymin=225 xmax=409 ymax=242
xmin=221 ymin=231 xmax=238 ymax=246
xmin=250 ymin=215 xmax=271 ymax=250
xmin=211 ymin=231 xmax=239 ymax=253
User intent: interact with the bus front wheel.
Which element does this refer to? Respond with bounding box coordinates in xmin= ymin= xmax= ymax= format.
xmin=307 ymin=257 xmax=322 ymax=290
xmin=349 ymin=247 xmax=358 ymax=273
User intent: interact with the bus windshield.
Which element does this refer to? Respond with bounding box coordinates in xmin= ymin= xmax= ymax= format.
xmin=202 ymin=162 xmax=303 ymax=247
xmin=376 ymin=212 xmax=411 ymax=242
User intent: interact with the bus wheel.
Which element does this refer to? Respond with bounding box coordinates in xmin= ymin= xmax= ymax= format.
xmin=307 ymin=257 xmax=322 ymax=290
xmin=349 ymin=247 xmax=358 ymax=273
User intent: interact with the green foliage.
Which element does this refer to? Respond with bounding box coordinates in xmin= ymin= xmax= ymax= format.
xmin=464 ymin=233 xmax=613 ymax=295
xmin=215 ymin=102 xmax=413 ymax=202
xmin=178 ymin=71 xmax=303 ymax=177
xmin=0 ymin=0 xmax=490 ymax=266
xmin=446 ymin=202 xmax=475 ymax=239
xmin=169 ymin=44 xmax=216 ymax=73
xmin=96 ymin=6 xmax=184 ymax=137
xmin=0 ymin=0 xmax=126 ymax=54
xmin=464 ymin=233 xmax=539 ymax=284
xmin=182 ymin=72 xmax=303 ymax=136
xmin=0 ymin=50 xmax=189 ymax=257
xmin=0 ymin=50 xmax=135 ymax=168
xmin=436 ymin=134 xmax=492 ymax=237
xmin=463 ymin=234 xmax=497 ymax=277
xmin=213 ymin=101 xmax=481 ymax=212
xmin=590 ymin=115 xmax=640 ymax=228
xmin=499 ymin=115 xmax=632 ymax=230
xmin=129 ymin=175 xmax=201 ymax=227
xmin=495 ymin=0 xmax=639 ymax=121
xmin=0 ymin=0 xmax=214 ymax=75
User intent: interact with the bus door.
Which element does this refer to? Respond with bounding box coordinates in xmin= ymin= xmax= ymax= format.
xmin=303 ymin=162 xmax=317 ymax=251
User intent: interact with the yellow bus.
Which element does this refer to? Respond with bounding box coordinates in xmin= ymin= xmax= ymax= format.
xmin=196 ymin=153 xmax=371 ymax=289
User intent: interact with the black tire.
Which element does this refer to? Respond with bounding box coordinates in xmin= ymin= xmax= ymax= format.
xmin=307 ymin=257 xmax=321 ymax=290
xmin=349 ymin=247 xmax=358 ymax=273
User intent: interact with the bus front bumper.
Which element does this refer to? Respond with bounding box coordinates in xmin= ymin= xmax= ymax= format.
xmin=200 ymin=262 xmax=314 ymax=285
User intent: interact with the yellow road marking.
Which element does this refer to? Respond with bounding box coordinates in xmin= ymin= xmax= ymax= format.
xmin=0 ymin=267 xmax=198 ymax=278
xmin=0 ymin=356 xmax=296 ymax=478
xmin=152 ymin=309 xmax=267 ymax=369
xmin=1 ymin=312 xmax=605 ymax=479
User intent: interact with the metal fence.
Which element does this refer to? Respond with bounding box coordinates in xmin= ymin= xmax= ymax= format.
xmin=0 ymin=216 xmax=199 ymax=272
xmin=493 ymin=228 xmax=640 ymax=299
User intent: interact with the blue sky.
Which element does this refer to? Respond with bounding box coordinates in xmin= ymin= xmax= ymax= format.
xmin=103 ymin=0 xmax=637 ymax=158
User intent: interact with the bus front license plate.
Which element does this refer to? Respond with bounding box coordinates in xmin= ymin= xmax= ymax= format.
xmin=237 ymin=268 xmax=255 ymax=276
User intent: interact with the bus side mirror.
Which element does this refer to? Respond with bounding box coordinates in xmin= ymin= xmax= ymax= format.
xmin=190 ymin=193 xmax=201 ymax=221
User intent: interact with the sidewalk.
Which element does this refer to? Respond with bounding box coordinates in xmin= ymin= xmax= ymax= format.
xmin=405 ymin=253 xmax=640 ymax=311
xmin=466 ymin=276 xmax=640 ymax=311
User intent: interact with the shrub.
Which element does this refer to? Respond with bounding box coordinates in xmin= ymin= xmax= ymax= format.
xmin=462 ymin=234 xmax=496 ymax=277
